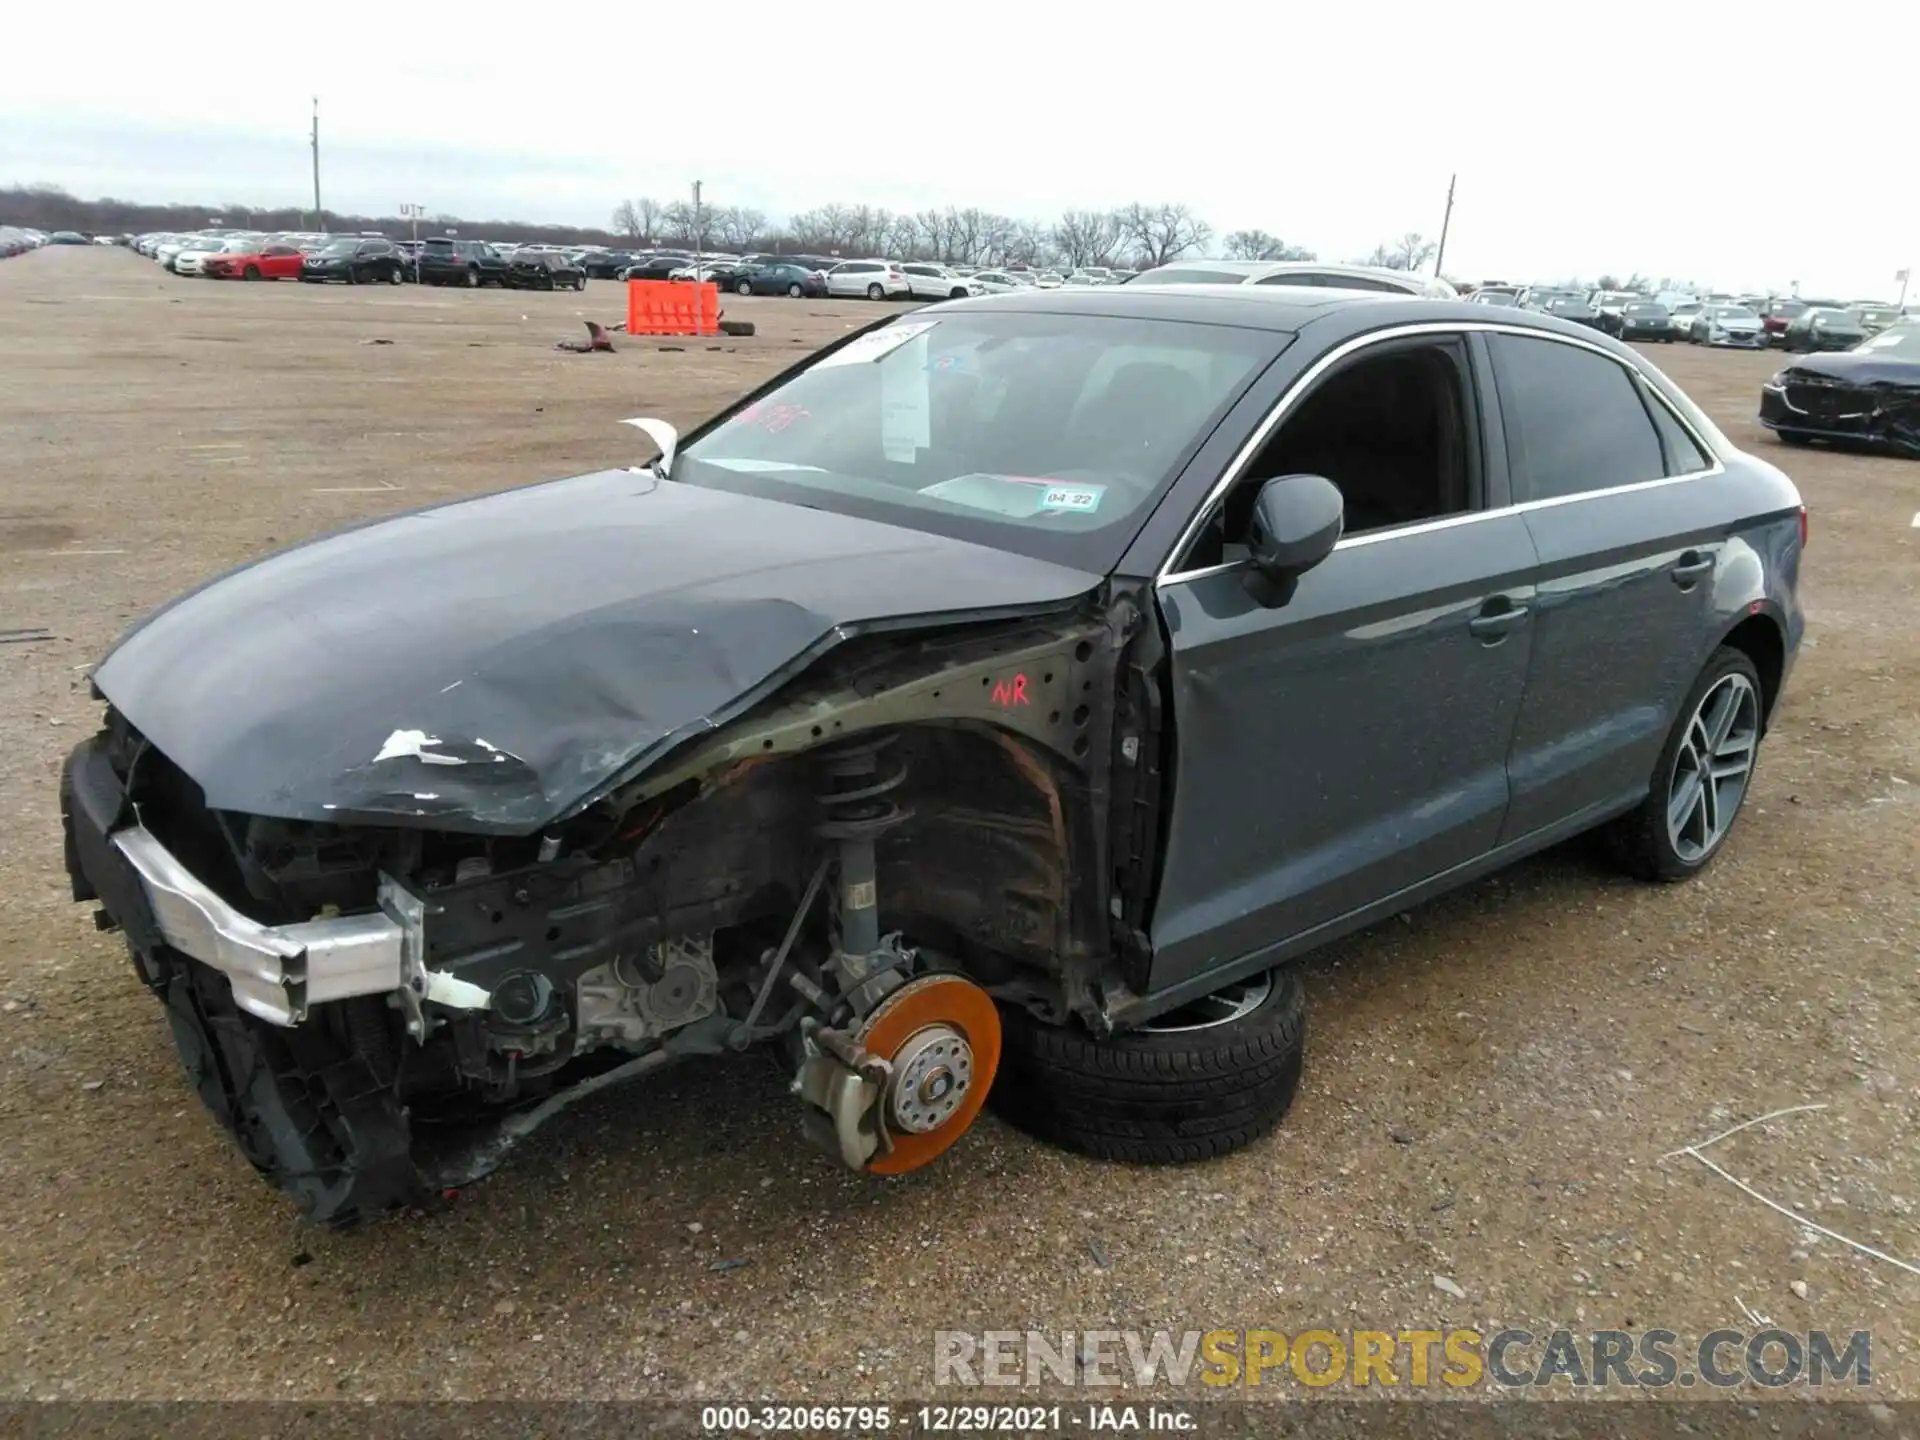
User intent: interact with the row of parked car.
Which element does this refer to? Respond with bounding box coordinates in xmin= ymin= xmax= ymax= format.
xmin=1467 ymin=283 xmax=1917 ymax=352
xmin=0 ymin=226 xmax=102 ymax=256
xmin=128 ymin=229 xmax=1173 ymax=301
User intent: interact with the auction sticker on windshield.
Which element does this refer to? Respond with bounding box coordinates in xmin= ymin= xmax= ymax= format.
xmin=813 ymin=319 xmax=939 ymax=369
xmin=1040 ymin=485 xmax=1104 ymax=513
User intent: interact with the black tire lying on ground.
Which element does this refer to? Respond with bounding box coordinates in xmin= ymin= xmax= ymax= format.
xmin=990 ymin=967 xmax=1305 ymax=1164
xmin=718 ymin=319 xmax=755 ymax=337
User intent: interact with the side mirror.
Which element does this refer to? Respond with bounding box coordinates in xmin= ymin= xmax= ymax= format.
xmin=1245 ymin=473 xmax=1344 ymax=606
xmin=620 ymin=416 xmax=679 ymax=477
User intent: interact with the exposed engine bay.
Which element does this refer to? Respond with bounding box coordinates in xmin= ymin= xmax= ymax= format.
xmin=64 ymin=603 xmax=1171 ymax=1224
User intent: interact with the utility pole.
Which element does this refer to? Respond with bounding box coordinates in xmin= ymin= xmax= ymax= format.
xmin=1897 ymin=267 xmax=1911 ymax=310
xmin=1433 ymin=173 xmax=1456 ymax=278
xmin=310 ymin=97 xmax=323 ymax=232
xmin=691 ymin=179 xmax=703 ymax=274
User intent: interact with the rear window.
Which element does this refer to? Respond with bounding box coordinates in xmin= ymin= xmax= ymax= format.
xmin=1489 ymin=334 xmax=1668 ymax=501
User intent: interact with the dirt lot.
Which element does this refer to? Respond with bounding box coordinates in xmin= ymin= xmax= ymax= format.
xmin=1 ymin=247 xmax=1915 ymax=1404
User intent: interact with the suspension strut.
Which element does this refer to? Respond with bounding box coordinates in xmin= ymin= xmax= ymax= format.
xmin=814 ymin=733 xmax=913 ymax=1017
xmin=794 ymin=732 xmax=1004 ymax=1174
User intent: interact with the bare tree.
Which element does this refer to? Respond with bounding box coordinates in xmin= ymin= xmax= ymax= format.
xmin=1119 ymin=202 xmax=1212 ymax=268
xmin=710 ymin=205 xmax=766 ymax=250
xmin=1363 ymin=231 xmax=1438 ymax=272
xmin=611 ymin=197 xmax=665 ymax=245
xmin=1051 ymin=209 xmax=1123 ymax=269
xmin=1222 ymin=228 xmax=1315 ymax=262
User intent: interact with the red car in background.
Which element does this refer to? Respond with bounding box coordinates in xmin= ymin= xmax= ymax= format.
xmin=203 ymin=243 xmax=305 ymax=280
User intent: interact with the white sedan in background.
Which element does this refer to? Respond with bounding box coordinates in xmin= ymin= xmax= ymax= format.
xmin=968 ymin=271 xmax=1029 ymax=293
xmin=899 ymin=263 xmax=984 ymax=300
xmin=823 ymin=259 xmax=911 ymax=300
xmin=171 ymin=238 xmax=239 ymax=275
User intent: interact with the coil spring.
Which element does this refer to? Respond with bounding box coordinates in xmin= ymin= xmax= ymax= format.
xmin=814 ymin=733 xmax=911 ymax=842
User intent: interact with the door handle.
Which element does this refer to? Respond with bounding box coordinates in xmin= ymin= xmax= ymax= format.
xmin=1468 ymin=597 xmax=1529 ymax=642
xmin=1671 ymin=551 xmax=1714 ymax=586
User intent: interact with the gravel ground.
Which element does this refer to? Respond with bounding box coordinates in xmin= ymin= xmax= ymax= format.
xmin=0 ymin=248 xmax=1914 ymax=1405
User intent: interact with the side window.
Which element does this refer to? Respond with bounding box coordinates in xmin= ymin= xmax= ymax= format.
xmin=1254 ymin=272 xmax=1319 ymax=287
xmin=1329 ymin=275 xmax=1402 ymax=293
xmin=1636 ymin=378 xmax=1711 ymax=475
xmin=1488 ymin=335 xmax=1666 ymax=501
xmin=1177 ymin=338 xmax=1477 ymax=570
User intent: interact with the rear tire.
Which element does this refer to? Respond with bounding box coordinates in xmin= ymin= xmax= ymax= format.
xmin=787 ymin=282 xmax=803 ymax=298
xmin=1605 ymin=646 xmax=1764 ymax=882
xmin=991 ymin=969 xmax=1305 ymax=1163
xmin=736 ymin=279 xmax=753 ymax=296
xmin=243 ymin=264 xmax=261 ymax=280
xmin=866 ymin=282 xmax=884 ymax=300
xmin=466 ymin=267 xmax=480 ymax=289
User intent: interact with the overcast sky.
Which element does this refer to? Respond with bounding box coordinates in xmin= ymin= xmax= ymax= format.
xmin=4 ymin=0 xmax=1914 ymax=298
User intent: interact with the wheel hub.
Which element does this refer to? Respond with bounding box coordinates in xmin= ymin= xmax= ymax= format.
xmin=793 ymin=973 xmax=1001 ymax=1175
xmin=888 ymin=1025 xmax=973 ymax=1134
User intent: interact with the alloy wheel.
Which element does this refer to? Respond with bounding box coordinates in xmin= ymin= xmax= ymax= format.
xmin=1666 ymin=672 xmax=1759 ymax=863
xmin=1139 ymin=973 xmax=1274 ymax=1034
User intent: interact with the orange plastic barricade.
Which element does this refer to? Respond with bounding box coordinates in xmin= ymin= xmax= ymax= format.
xmin=626 ymin=280 xmax=721 ymax=337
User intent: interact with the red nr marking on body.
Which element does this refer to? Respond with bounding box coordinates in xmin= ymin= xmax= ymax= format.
xmin=991 ymin=674 xmax=1031 ymax=707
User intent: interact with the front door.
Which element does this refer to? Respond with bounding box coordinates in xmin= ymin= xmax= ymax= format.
xmin=1145 ymin=333 xmax=1537 ymax=995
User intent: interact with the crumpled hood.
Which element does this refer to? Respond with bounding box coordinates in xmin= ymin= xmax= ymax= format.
xmin=94 ymin=470 xmax=1101 ymax=832
xmin=1778 ymin=353 xmax=1920 ymax=389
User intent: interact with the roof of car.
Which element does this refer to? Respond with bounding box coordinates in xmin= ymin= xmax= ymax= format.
xmin=924 ymin=283 xmax=1621 ymax=344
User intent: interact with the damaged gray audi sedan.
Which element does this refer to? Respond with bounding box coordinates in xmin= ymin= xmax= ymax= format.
xmin=62 ymin=287 xmax=1805 ymax=1224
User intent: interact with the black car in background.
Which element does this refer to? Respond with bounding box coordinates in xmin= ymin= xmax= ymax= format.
xmin=732 ymin=262 xmax=828 ymax=298
xmin=61 ymin=289 xmax=1804 ymax=1225
xmin=503 ymin=251 xmax=587 ymax=291
xmin=299 ymin=237 xmax=405 ymax=285
xmin=1610 ymin=301 xmax=1673 ymax=342
xmin=416 ymin=238 xmax=511 ymax=288
xmin=1760 ymin=322 xmax=1920 ymax=456
xmin=581 ymin=250 xmax=641 ymax=280
xmin=620 ymin=253 xmax=695 ymax=281
xmin=1545 ymin=296 xmax=1603 ymax=328
xmin=1779 ymin=307 xmax=1868 ymax=353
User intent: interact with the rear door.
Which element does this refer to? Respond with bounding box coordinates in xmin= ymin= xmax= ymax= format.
xmin=1487 ymin=331 xmax=1724 ymax=841
xmin=1146 ymin=330 xmax=1537 ymax=994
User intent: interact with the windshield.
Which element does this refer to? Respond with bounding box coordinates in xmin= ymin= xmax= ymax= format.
xmin=1477 ymin=291 xmax=1519 ymax=305
xmin=676 ymin=313 xmax=1281 ymax=571
xmin=1770 ymin=300 xmax=1806 ymax=317
xmin=1810 ymin=310 xmax=1858 ymax=325
xmin=1854 ymin=308 xmax=1899 ymax=324
xmin=1626 ymin=303 xmax=1667 ymax=315
xmin=185 ymin=239 xmax=224 ymax=251
xmin=318 ymin=240 xmax=357 ymax=256
xmin=1856 ymin=325 xmax=1920 ymax=356
xmin=1712 ymin=306 xmax=1758 ymax=320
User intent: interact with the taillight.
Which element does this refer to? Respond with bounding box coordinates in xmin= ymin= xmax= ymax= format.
xmin=1798 ymin=504 xmax=1808 ymax=549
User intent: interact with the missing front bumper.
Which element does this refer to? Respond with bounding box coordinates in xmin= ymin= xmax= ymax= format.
xmin=61 ymin=736 xmax=429 ymax=1027
xmin=111 ymin=825 xmax=408 ymax=1026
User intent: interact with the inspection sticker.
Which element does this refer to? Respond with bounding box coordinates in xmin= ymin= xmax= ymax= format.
xmin=1039 ymin=485 xmax=1105 ymax=513
xmin=813 ymin=319 xmax=939 ymax=369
